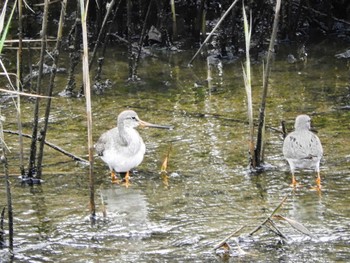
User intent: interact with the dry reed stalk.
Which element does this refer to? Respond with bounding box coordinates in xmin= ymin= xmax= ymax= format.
xmin=80 ymin=0 xmax=96 ymax=218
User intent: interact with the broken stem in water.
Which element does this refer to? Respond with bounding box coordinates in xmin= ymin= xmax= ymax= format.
xmin=249 ymin=193 xmax=289 ymax=236
xmin=213 ymin=225 xmax=246 ymax=250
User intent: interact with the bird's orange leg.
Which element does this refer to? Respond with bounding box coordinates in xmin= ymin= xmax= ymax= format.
xmin=291 ymin=173 xmax=299 ymax=187
xmin=122 ymin=171 xmax=131 ymax=188
xmin=111 ymin=170 xmax=121 ymax=184
xmin=310 ymin=172 xmax=322 ymax=191
xmin=315 ymin=171 xmax=322 ymax=190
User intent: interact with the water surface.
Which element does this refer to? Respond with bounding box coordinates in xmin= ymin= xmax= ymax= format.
xmin=1 ymin=40 xmax=350 ymax=262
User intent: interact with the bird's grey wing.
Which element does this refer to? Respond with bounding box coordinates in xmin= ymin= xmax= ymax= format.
xmin=95 ymin=132 xmax=110 ymax=156
xmin=95 ymin=128 xmax=119 ymax=155
xmin=283 ymin=133 xmax=309 ymax=159
xmin=284 ymin=132 xmax=323 ymax=159
xmin=309 ymin=134 xmax=323 ymax=157
xmin=95 ymin=128 xmax=127 ymax=156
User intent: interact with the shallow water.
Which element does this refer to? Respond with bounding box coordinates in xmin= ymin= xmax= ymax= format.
xmin=1 ymin=40 xmax=350 ymax=262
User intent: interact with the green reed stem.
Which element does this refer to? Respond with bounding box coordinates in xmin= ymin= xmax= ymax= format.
xmin=242 ymin=5 xmax=256 ymax=168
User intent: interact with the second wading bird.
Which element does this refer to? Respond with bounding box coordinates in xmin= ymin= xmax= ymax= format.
xmin=95 ymin=110 xmax=172 ymax=187
xmin=283 ymin=114 xmax=323 ymax=190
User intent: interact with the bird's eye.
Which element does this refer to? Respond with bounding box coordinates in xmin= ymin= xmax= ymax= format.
xmin=131 ymin=116 xmax=137 ymax=120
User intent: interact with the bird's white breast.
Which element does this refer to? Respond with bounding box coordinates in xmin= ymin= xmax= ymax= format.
xmin=101 ymin=128 xmax=146 ymax=173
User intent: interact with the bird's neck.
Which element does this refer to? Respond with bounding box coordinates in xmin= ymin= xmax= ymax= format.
xmin=295 ymin=127 xmax=309 ymax=132
xmin=118 ymin=125 xmax=138 ymax=146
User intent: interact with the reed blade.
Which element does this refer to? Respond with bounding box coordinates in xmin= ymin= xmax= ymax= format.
xmin=273 ymin=215 xmax=315 ymax=238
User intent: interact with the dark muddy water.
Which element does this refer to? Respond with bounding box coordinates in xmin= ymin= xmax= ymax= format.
xmin=1 ymin=41 xmax=350 ymax=262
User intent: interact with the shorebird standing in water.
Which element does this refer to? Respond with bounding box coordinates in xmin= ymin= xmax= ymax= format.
xmin=283 ymin=114 xmax=323 ymax=190
xmin=95 ymin=110 xmax=171 ymax=187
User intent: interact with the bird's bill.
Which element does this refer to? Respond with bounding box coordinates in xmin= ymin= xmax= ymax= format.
xmin=139 ymin=120 xmax=173 ymax=130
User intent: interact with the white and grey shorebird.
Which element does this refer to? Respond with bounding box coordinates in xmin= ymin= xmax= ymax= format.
xmin=95 ymin=110 xmax=172 ymax=187
xmin=283 ymin=114 xmax=323 ymax=189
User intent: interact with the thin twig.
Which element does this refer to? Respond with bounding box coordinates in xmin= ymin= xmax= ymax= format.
xmin=0 ymin=88 xmax=52 ymax=98
xmin=3 ymin=130 xmax=88 ymax=163
xmin=188 ymin=0 xmax=239 ymax=66
xmin=88 ymin=0 xmax=116 ymax=70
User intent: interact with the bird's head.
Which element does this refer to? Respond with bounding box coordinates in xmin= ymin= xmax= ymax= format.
xmin=117 ymin=110 xmax=173 ymax=130
xmin=294 ymin=114 xmax=311 ymax=131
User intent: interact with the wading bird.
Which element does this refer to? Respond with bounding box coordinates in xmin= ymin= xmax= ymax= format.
xmin=95 ymin=110 xmax=171 ymax=187
xmin=283 ymin=114 xmax=323 ymax=190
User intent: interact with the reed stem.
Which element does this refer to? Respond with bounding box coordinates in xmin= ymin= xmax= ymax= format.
xmin=255 ymin=0 xmax=281 ymax=166
xmin=170 ymin=0 xmax=177 ymax=40
xmin=242 ymin=6 xmax=256 ymax=168
xmin=16 ymin=0 xmax=24 ymax=176
xmin=28 ymin=0 xmax=49 ymax=177
xmin=0 ymin=108 xmax=13 ymax=253
xmin=37 ymin=0 xmax=67 ymax=178
xmin=80 ymin=0 xmax=96 ymax=218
